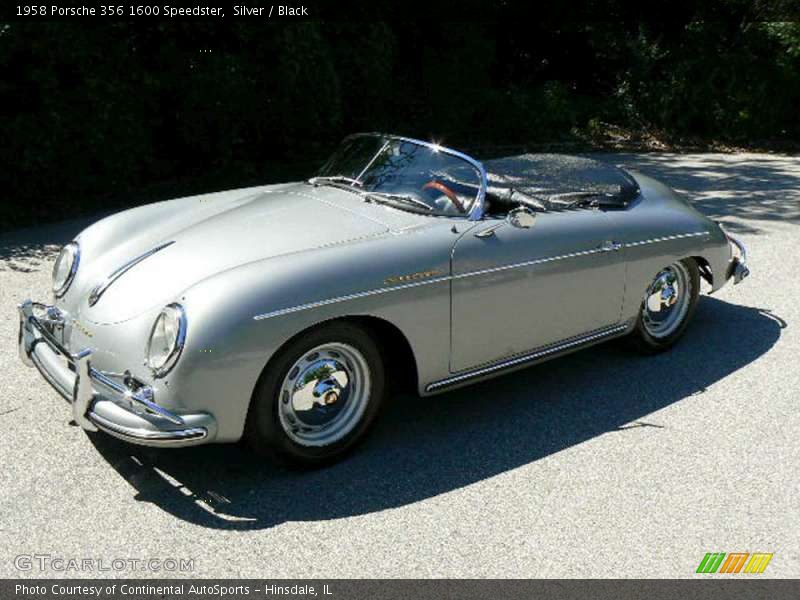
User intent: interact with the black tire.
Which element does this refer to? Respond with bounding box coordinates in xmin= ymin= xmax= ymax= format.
xmin=244 ymin=321 xmax=386 ymax=468
xmin=630 ymin=258 xmax=700 ymax=354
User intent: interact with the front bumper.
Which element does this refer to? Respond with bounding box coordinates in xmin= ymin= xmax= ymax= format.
xmin=18 ymin=300 xmax=215 ymax=447
xmin=726 ymin=233 xmax=750 ymax=285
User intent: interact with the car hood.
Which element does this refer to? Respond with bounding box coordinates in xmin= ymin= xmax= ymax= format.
xmin=80 ymin=183 xmax=427 ymax=324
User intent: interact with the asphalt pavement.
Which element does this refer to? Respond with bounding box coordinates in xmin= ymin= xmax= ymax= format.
xmin=0 ymin=152 xmax=797 ymax=578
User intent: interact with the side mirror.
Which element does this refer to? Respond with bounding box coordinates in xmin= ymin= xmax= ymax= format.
xmin=507 ymin=206 xmax=536 ymax=229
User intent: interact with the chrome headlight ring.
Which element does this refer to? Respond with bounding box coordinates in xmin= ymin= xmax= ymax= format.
xmin=145 ymin=303 xmax=187 ymax=378
xmin=52 ymin=242 xmax=81 ymax=297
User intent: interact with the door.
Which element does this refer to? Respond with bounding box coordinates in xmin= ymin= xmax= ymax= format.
xmin=450 ymin=209 xmax=626 ymax=372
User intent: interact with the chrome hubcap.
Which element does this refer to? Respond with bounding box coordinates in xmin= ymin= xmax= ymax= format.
xmin=642 ymin=262 xmax=692 ymax=339
xmin=278 ymin=343 xmax=370 ymax=447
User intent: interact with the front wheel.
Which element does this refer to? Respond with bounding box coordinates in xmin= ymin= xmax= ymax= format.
xmin=245 ymin=322 xmax=386 ymax=467
xmin=630 ymin=258 xmax=700 ymax=353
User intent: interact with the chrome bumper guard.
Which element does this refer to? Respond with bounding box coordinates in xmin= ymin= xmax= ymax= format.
xmin=18 ymin=300 xmax=214 ymax=447
xmin=726 ymin=234 xmax=750 ymax=285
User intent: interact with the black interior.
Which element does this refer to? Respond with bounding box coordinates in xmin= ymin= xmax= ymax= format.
xmin=482 ymin=153 xmax=639 ymax=216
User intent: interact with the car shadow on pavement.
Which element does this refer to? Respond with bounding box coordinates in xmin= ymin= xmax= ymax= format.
xmin=88 ymin=296 xmax=785 ymax=530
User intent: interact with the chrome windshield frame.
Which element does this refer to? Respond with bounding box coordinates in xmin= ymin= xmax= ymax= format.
xmin=338 ymin=133 xmax=488 ymax=221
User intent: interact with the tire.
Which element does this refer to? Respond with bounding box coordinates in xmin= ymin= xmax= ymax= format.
xmin=630 ymin=258 xmax=700 ymax=354
xmin=244 ymin=321 xmax=386 ymax=468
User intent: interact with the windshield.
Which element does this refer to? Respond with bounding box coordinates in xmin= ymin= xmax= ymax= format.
xmin=313 ymin=134 xmax=484 ymax=216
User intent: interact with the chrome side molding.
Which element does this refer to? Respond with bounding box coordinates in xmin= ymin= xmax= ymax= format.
xmin=254 ymin=274 xmax=452 ymax=321
xmin=599 ymin=240 xmax=623 ymax=252
xmin=624 ymin=231 xmax=708 ymax=248
xmin=426 ymin=323 xmax=629 ymax=392
xmin=252 ymin=231 xmax=710 ymax=322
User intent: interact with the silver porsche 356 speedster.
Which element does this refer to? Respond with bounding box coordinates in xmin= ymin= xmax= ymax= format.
xmin=18 ymin=133 xmax=749 ymax=466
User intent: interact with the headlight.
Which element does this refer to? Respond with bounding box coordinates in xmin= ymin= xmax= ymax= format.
xmin=145 ymin=304 xmax=187 ymax=377
xmin=52 ymin=242 xmax=80 ymax=297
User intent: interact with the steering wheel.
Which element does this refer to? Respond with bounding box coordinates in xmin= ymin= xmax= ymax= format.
xmin=422 ymin=180 xmax=465 ymax=213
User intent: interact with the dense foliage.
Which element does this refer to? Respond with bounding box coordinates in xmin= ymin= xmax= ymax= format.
xmin=2 ymin=12 xmax=799 ymax=230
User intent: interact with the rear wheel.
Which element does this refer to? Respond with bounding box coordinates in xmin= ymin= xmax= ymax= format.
xmin=245 ymin=322 xmax=386 ymax=467
xmin=630 ymin=258 xmax=700 ymax=353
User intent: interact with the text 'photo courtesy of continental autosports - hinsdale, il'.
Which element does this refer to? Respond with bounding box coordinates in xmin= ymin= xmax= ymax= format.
xmin=17 ymin=133 xmax=749 ymax=467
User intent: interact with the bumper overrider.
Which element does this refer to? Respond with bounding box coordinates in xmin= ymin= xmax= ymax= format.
xmin=725 ymin=233 xmax=750 ymax=285
xmin=17 ymin=300 xmax=216 ymax=447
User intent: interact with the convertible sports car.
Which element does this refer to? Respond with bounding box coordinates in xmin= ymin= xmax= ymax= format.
xmin=18 ymin=133 xmax=749 ymax=466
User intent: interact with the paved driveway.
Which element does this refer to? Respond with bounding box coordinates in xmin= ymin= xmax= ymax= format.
xmin=0 ymin=152 xmax=797 ymax=578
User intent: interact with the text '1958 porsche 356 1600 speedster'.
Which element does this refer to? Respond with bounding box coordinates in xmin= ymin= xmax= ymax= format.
xmin=18 ymin=133 xmax=749 ymax=466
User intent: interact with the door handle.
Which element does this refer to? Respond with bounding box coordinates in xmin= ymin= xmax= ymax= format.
xmin=599 ymin=240 xmax=623 ymax=252
xmin=474 ymin=223 xmax=505 ymax=238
